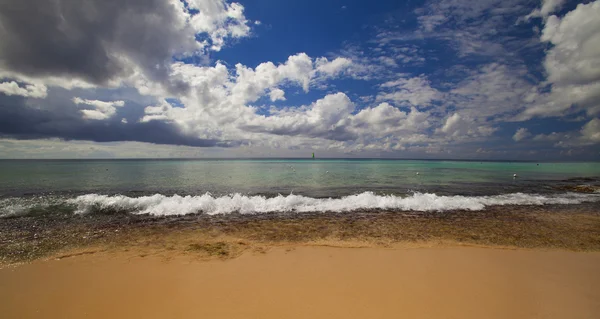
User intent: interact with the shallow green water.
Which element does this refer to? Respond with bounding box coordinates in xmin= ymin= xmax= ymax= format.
xmin=1 ymin=159 xmax=598 ymax=197
xmin=1 ymin=159 xmax=599 ymax=216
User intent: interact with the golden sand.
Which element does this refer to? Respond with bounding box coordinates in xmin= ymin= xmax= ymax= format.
xmin=1 ymin=246 xmax=599 ymax=319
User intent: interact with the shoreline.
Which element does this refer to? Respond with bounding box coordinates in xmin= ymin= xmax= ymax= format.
xmin=3 ymin=203 xmax=600 ymax=318
xmin=2 ymin=203 xmax=600 ymax=266
xmin=2 ymin=245 xmax=599 ymax=319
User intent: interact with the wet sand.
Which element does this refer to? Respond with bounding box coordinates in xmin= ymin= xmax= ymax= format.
xmin=3 ymin=203 xmax=600 ymax=265
xmin=1 ymin=246 xmax=600 ymax=319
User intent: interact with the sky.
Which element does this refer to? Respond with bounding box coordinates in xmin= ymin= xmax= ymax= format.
xmin=0 ymin=0 xmax=599 ymax=160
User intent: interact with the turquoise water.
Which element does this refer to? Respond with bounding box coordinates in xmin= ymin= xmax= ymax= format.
xmin=1 ymin=159 xmax=599 ymax=216
xmin=1 ymin=159 xmax=599 ymax=196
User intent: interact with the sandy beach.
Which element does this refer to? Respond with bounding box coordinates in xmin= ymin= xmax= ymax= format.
xmin=2 ymin=204 xmax=599 ymax=318
xmin=1 ymin=245 xmax=600 ymax=319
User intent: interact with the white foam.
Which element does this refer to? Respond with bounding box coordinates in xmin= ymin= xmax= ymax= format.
xmin=67 ymin=192 xmax=600 ymax=216
xmin=0 ymin=197 xmax=54 ymax=217
xmin=0 ymin=204 xmax=28 ymax=217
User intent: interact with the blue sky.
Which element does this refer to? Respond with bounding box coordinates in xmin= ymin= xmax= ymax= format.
xmin=0 ymin=0 xmax=598 ymax=159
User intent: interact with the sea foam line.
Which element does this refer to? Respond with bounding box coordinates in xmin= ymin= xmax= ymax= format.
xmin=68 ymin=192 xmax=600 ymax=216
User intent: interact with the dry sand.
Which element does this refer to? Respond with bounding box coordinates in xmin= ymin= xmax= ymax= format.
xmin=1 ymin=246 xmax=599 ymax=319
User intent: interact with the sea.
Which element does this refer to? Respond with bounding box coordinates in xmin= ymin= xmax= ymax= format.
xmin=1 ymin=159 xmax=599 ymax=217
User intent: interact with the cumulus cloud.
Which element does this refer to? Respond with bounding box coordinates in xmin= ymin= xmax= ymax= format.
xmin=0 ymin=93 xmax=232 ymax=147
xmin=315 ymin=57 xmax=352 ymax=77
xmin=1 ymin=0 xmax=597 ymax=159
xmin=439 ymin=113 xmax=463 ymax=136
xmin=269 ymin=89 xmax=286 ymax=102
xmin=186 ymin=0 xmax=251 ymax=51
xmin=241 ymin=92 xmax=356 ymax=141
xmin=513 ymin=128 xmax=531 ymax=141
xmin=581 ymin=118 xmax=600 ymax=143
xmin=72 ymin=97 xmax=126 ymax=120
xmin=0 ymin=0 xmax=251 ymax=93
xmin=232 ymin=53 xmax=314 ymax=101
xmin=352 ymin=103 xmax=431 ymax=139
xmin=137 ymin=53 xmax=356 ymax=139
xmin=201 ymin=53 xmax=354 ymax=107
xmin=522 ymin=1 xmax=600 ymax=119
xmin=135 ymin=52 xmax=443 ymax=151
xmin=437 ymin=113 xmax=496 ymax=139
xmin=0 ymin=81 xmax=47 ymax=98
xmin=541 ymin=2 xmax=600 ymax=87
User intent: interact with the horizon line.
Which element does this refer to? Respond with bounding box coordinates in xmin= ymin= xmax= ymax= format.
xmin=0 ymin=157 xmax=598 ymax=163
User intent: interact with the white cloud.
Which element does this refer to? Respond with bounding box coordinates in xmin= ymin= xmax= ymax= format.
xmin=142 ymin=60 xmax=445 ymax=150
xmin=222 ymin=53 xmax=352 ymax=107
xmin=530 ymin=118 xmax=600 ymax=148
xmin=72 ymin=97 xmax=125 ymax=120
xmin=186 ymin=0 xmax=251 ymax=51
xmin=241 ymin=92 xmax=355 ymax=141
xmin=352 ymin=103 xmax=431 ymax=139
xmin=581 ymin=118 xmax=600 ymax=143
xmin=526 ymin=0 xmax=566 ymax=20
xmin=134 ymin=47 xmax=518 ymax=154
xmin=415 ymin=0 xmax=532 ymax=57
xmin=522 ymin=1 xmax=600 ymax=119
xmin=141 ymin=102 xmax=176 ymax=123
xmin=440 ymin=113 xmax=463 ymax=136
xmin=145 ymin=52 xmax=353 ymax=119
xmin=337 ymin=42 xmax=425 ymax=82
xmin=0 ymin=81 xmax=47 ymax=98
xmin=436 ymin=112 xmax=497 ymax=140
xmin=513 ymin=128 xmax=531 ymax=141
xmin=377 ymin=75 xmax=441 ymax=107
xmin=269 ymin=88 xmax=286 ymax=102
xmin=0 ymin=0 xmax=252 ymax=92
xmin=232 ymin=53 xmax=314 ymax=102
xmin=541 ymin=2 xmax=600 ymax=87
xmin=131 ymin=53 xmax=356 ymax=146
xmin=451 ymin=63 xmax=533 ymax=120
xmin=315 ymin=57 xmax=352 ymax=77
xmin=532 ymin=131 xmax=566 ymax=142
xmin=3 ymin=0 xmax=596 ymax=158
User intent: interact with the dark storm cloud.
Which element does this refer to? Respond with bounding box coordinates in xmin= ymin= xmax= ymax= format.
xmin=0 ymin=94 xmax=236 ymax=148
xmin=0 ymin=0 xmax=195 ymax=93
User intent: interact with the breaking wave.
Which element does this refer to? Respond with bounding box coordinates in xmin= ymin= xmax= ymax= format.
xmin=67 ymin=192 xmax=600 ymax=216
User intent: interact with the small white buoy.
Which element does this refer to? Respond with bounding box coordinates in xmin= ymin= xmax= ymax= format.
xmin=326 ymin=171 xmax=329 ymax=174
xmin=416 ymin=172 xmax=419 ymax=175
xmin=513 ymin=173 xmax=518 ymax=178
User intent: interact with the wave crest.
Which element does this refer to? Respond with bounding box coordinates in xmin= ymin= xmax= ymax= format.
xmin=67 ymin=192 xmax=600 ymax=216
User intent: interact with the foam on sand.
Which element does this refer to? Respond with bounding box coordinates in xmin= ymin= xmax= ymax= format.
xmin=68 ymin=192 xmax=600 ymax=216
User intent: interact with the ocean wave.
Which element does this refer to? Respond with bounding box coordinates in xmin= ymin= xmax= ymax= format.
xmin=66 ymin=192 xmax=600 ymax=216
xmin=0 ymin=197 xmax=60 ymax=218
